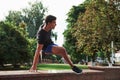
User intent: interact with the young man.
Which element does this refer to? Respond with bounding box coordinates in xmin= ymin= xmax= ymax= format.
xmin=29 ymin=15 xmax=82 ymax=73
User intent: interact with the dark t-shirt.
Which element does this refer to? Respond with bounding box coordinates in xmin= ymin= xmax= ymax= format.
xmin=37 ymin=29 xmax=54 ymax=50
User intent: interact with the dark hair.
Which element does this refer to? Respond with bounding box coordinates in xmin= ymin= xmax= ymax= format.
xmin=45 ymin=15 xmax=56 ymax=24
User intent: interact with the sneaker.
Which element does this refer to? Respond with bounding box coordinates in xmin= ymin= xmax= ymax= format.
xmin=72 ymin=66 xmax=82 ymax=74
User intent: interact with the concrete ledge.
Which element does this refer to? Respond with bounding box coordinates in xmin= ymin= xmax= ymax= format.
xmin=0 ymin=70 xmax=104 ymax=80
xmin=89 ymin=66 xmax=120 ymax=80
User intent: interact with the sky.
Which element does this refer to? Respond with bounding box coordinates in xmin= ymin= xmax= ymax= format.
xmin=0 ymin=0 xmax=85 ymax=46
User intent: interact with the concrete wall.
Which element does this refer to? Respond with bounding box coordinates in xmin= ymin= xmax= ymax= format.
xmin=0 ymin=66 xmax=120 ymax=80
xmin=0 ymin=70 xmax=104 ymax=80
xmin=89 ymin=66 xmax=120 ymax=80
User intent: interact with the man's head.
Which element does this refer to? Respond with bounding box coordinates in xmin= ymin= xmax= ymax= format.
xmin=45 ymin=15 xmax=56 ymax=29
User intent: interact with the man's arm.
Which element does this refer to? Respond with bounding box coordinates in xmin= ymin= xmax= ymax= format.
xmin=30 ymin=44 xmax=43 ymax=72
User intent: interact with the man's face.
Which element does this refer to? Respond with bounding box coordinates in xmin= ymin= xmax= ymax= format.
xmin=49 ymin=20 xmax=56 ymax=29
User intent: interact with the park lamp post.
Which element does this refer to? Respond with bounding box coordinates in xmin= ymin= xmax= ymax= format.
xmin=111 ymin=41 xmax=114 ymax=65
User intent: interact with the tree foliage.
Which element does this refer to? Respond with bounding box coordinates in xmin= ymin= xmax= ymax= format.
xmin=1 ymin=1 xmax=58 ymax=66
xmin=5 ymin=1 xmax=47 ymax=38
xmin=5 ymin=1 xmax=57 ymax=40
xmin=5 ymin=11 xmax=23 ymax=26
xmin=63 ymin=0 xmax=90 ymax=63
xmin=22 ymin=1 xmax=47 ymax=38
xmin=73 ymin=0 xmax=120 ymax=62
xmin=0 ymin=21 xmax=32 ymax=66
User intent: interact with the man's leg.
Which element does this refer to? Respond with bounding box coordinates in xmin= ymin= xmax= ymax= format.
xmin=52 ymin=46 xmax=82 ymax=73
xmin=52 ymin=46 xmax=74 ymax=67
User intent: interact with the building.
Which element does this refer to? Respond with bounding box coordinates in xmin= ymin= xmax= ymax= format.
xmin=115 ymin=50 xmax=120 ymax=62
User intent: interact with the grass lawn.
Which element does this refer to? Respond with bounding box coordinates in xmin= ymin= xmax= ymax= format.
xmin=0 ymin=63 xmax=88 ymax=70
xmin=37 ymin=64 xmax=88 ymax=70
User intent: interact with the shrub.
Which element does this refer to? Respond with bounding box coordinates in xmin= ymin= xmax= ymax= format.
xmin=0 ymin=21 xmax=32 ymax=67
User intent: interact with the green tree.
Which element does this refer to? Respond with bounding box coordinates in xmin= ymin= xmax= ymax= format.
xmin=4 ymin=1 xmax=58 ymax=64
xmin=5 ymin=11 xmax=23 ymax=26
xmin=5 ymin=1 xmax=47 ymax=38
xmin=0 ymin=21 xmax=32 ymax=67
xmin=73 ymin=0 xmax=120 ymax=63
xmin=22 ymin=1 xmax=47 ymax=38
xmin=63 ymin=0 xmax=90 ymax=63
xmin=5 ymin=1 xmax=57 ymax=40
